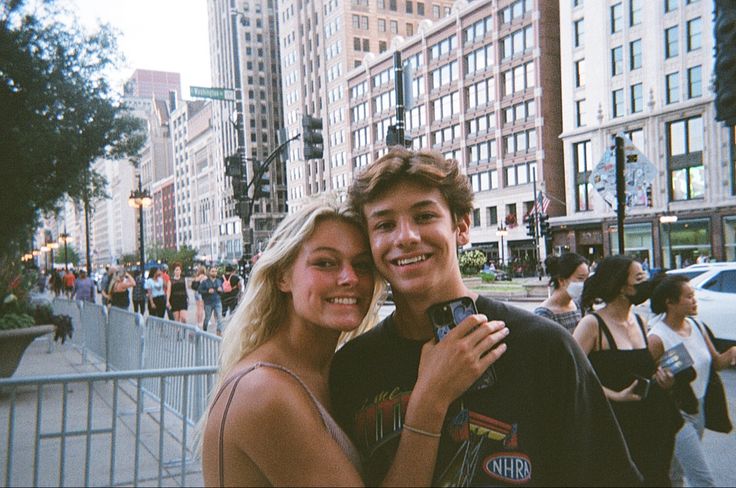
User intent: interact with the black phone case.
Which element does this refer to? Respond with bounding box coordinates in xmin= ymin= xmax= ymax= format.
xmin=427 ymin=297 xmax=497 ymax=391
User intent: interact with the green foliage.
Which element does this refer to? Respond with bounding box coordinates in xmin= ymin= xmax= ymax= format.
xmin=480 ymin=271 xmax=497 ymax=283
xmin=459 ymin=249 xmax=487 ymax=275
xmin=0 ymin=1 xmax=146 ymax=255
xmin=145 ymin=245 xmax=198 ymax=273
xmin=54 ymin=246 xmax=80 ymax=266
xmin=0 ymin=313 xmax=35 ymax=331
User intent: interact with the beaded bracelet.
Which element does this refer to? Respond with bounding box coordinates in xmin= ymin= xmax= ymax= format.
xmin=403 ymin=424 xmax=441 ymax=438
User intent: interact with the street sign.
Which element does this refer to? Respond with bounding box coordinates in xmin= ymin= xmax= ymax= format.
xmin=189 ymin=86 xmax=236 ymax=101
xmin=591 ymin=133 xmax=656 ymax=209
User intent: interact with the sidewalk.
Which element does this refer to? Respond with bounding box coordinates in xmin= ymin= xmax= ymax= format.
xmin=0 ymin=337 xmax=205 ymax=487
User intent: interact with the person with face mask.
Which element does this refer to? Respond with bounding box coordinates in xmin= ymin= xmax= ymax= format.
xmin=573 ymin=255 xmax=683 ymax=486
xmin=533 ymin=253 xmax=589 ymax=332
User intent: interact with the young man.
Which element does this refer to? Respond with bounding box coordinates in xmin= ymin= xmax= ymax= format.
xmin=198 ymin=266 xmax=224 ymax=335
xmin=329 ymin=148 xmax=641 ymax=486
xmin=220 ymin=264 xmax=242 ymax=317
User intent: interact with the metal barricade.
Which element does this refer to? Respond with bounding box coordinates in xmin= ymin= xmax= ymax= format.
xmin=107 ymin=308 xmax=145 ymax=371
xmin=142 ymin=317 xmax=221 ymax=424
xmin=79 ymin=303 xmax=108 ymax=368
xmin=0 ymin=367 xmax=216 ymax=488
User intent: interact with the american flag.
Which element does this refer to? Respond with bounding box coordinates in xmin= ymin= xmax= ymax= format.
xmin=534 ymin=191 xmax=550 ymax=214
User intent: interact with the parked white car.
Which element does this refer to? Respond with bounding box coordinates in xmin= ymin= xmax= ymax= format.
xmin=671 ymin=263 xmax=736 ymax=347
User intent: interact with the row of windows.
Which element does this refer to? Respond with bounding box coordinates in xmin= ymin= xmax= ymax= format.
xmin=665 ymin=18 xmax=702 ymax=58
xmin=572 ymin=115 xmax=703 ymax=212
xmin=609 ymin=0 xmax=642 ymax=33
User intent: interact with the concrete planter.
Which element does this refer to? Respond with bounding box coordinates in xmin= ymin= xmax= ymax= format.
xmin=0 ymin=325 xmax=55 ymax=378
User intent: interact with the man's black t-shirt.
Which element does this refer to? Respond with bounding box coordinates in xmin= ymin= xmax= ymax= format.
xmin=329 ymin=296 xmax=641 ymax=486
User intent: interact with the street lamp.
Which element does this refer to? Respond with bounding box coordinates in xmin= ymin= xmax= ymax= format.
xmin=660 ymin=214 xmax=678 ymax=269
xmin=128 ymin=175 xmax=152 ymax=272
xmin=58 ymin=232 xmax=72 ymax=272
xmin=48 ymin=241 xmax=58 ymax=269
xmin=496 ymin=225 xmax=508 ymax=267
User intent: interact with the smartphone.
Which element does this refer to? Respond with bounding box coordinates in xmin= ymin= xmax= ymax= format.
xmin=427 ymin=297 xmax=497 ymax=391
xmin=632 ymin=375 xmax=651 ymax=399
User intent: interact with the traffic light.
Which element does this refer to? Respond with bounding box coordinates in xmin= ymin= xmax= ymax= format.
xmin=224 ymin=154 xmax=243 ymax=178
xmin=253 ymin=169 xmax=271 ymax=199
xmin=539 ymin=214 xmax=550 ymax=238
xmin=525 ymin=214 xmax=536 ymax=237
xmin=302 ymin=115 xmax=324 ymax=160
xmin=715 ymin=0 xmax=736 ymax=126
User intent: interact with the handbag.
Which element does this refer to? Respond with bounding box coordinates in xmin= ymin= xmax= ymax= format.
xmin=692 ymin=318 xmax=732 ymax=433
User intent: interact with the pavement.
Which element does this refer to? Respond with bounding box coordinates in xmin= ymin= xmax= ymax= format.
xmin=0 ymin=338 xmax=204 ymax=487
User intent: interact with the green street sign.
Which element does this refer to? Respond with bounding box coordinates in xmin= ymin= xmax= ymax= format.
xmin=190 ymin=86 xmax=236 ymax=101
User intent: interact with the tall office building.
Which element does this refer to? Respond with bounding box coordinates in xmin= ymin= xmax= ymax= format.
xmin=124 ymin=69 xmax=182 ymax=100
xmin=278 ymin=0 xmax=457 ymax=214
xmin=299 ymin=0 xmax=563 ymax=270
xmin=559 ymin=0 xmax=736 ymax=266
xmin=207 ymin=0 xmax=286 ymax=260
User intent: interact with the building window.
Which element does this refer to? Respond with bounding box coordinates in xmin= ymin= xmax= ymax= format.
xmin=666 ymin=72 xmax=680 ymax=104
xmin=379 ymin=40 xmax=387 ymax=52
xmin=630 ymin=0 xmax=642 ymax=25
xmin=486 ymin=207 xmax=498 ymax=226
xmin=406 ymin=0 xmax=413 ymax=13
xmin=611 ymin=46 xmax=623 ymax=76
xmin=687 ymin=65 xmax=702 ymax=98
xmin=687 ymin=17 xmax=702 ymax=51
xmin=574 ymin=140 xmax=593 ymax=211
xmin=406 ymin=23 xmax=413 ymax=36
xmin=378 ymin=18 xmax=386 ymax=31
xmin=665 ymin=0 xmax=678 ymax=13
xmin=612 ymin=89 xmax=624 ymax=117
xmin=665 ymin=26 xmax=679 ymax=59
xmin=417 ymin=2 xmax=425 ymax=15
xmin=390 ymin=20 xmax=398 ymax=34
xmin=611 ymin=3 xmax=622 ymax=33
xmin=631 ymin=83 xmax=643 ymax=113
xmin=432 ymin=4 xmax=440 ymax=17
xmin=668 ymin=116 xmax=704 ymax=201
xmin=629 ymin=39 xmax=642 ymax=69
xmin=574 ymin=59 xmax=585 ymax=87
xmin=573 ymin=19 xmax=584 ymax=48
xmin=575 ymin=99 xmax=586 ymax=127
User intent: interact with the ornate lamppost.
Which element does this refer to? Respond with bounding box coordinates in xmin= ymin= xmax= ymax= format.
xmin=496 ymin=225 xmax=508 ymax=267
xmin=660 ymin=214 xmax=678 ymax=269
xmin=128 ymin=175 xmax=152 ymax=271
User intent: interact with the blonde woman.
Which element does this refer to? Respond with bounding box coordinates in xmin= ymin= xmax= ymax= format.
xmin=192 ymin=265 xmax=207 ymax=327
xmin=199 ymin=196 xmax=507 ymax=486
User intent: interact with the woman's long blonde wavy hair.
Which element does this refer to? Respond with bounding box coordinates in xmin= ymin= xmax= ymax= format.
xmin=195 ymin=194 xmax=385 ymax=454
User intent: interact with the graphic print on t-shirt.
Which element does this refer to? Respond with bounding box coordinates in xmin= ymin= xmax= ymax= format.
xmin=352 ymin=389 xmax=531 ymax=486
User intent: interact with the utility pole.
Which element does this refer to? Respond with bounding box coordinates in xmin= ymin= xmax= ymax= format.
xmin=615 ymin=135 xmax=626 ymax=254
xmin=393 ymin=51 xmax=405 ymax=145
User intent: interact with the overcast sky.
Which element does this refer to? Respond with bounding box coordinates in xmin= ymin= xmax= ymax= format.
xmin=71 ymin=0 xmax=212 ymax=97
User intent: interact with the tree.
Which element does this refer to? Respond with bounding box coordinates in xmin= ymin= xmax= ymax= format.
xmin=54 ymin=246 xmax=80 ymax=267
xmin=0 ymin=0 xmax=145 ymax=256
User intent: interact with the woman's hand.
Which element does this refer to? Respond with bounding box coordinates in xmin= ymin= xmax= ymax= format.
xmin=415 ymin=314 xmax=508 ymax=410
xmin=611 ymin=380 xmax=642 ymax=402
xmin=653 ymin=366 xmax=674 ymax=390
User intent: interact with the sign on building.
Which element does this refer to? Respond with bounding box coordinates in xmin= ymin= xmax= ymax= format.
xmin=591 ymin=133 xmax=656 ymax=209
xmin=189 ymin=86 xmax=236 ymax=101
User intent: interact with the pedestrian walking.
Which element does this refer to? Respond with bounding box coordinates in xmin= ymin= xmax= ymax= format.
xmin=198 ymin=267 xmax=224 ymax=335
xmin=574 ymin=255 xmax=682 ymax=485
xmin=132 ymin=269 xmax=146 ymax=315
xmin=191 ymin=266 xmax=207 ymax=328
xmin=199 ymin=196 xmax=504 ymax=486
xmin=220 ymin=264 xmax=242 ymax=318
xmin=167 ymin=262 xmax=188 ymax=323
xmin=99 ymin=266 xmax=115 ymax=306
xmin=71 ymin=270 xmax=95 ymax=303
xmin=533 ymin=252 xmax=589 ymax=332
xmin=648 ymin=273 xmax=736 ymax=487
xmin=62 ymin=269 xmax=75 ymax=298
xmin=109 ymin=269 xmax=135 ymax=311
xmin=145 ymin=267 xmax=167 ymax=318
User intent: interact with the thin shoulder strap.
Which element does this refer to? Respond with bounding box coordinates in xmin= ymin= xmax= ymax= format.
xmin=214 ymin=362 xmax=328 ymax=486
xmin=592 ymin=313 xmax=618 ymax=351
xmin=633 ymin=313 xmax=648 ymax=347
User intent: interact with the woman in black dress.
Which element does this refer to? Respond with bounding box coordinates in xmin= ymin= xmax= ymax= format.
xmin=167 ymin=262 xmax=189 ymax=323
xmin=573 ymin=255 xmax=682 ymax=486
xmin=109 ymin=269 xmax=135 ymax=311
